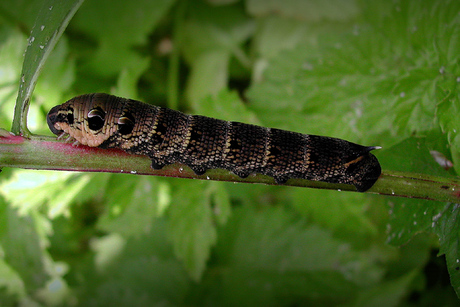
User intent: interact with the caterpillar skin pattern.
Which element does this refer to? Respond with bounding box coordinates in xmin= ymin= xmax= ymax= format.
xmin=47 ymin=93 xmax=381 ymax=192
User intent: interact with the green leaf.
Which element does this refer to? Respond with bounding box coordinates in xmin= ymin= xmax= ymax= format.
xmin=71 ymin=0 xmax=174 ymax=77
xmin=185 ymin=50 xmax=231 ymax=106
xmin=85 ymin=221 xmax=189 ymax=306
xmin=199 ymin=89 xmax=260 ymax=124
xmin=0 ymin=0 xmax=48 ymax=29
xmin=246 ymin=42 xmax=388 ymax=144
xmin=247 ymin=0 xmax=359 ymax=21
xmin=0 ymin=197 xmax=50 ymax=292
xmin=208 ymin=181 xmax=231 ymax=226
xmin=181 ymin=1 xmax=253 ymax=105
xmin=12 ymin=0 xmax=84 ymax=136
xmin=0 ymin=170 xmax=90 ymax=218
xmin=247 ymin=0 xmax=460 ymax=151
xmin=352 ymin=270 xmax=418 ymax=307
xmin=0 ymin=257 xmax=26 ymax=304
xmin=251 ymin=15 xmax=309 ymax=63
xmin=32 ymin=37 xmax=75 ymax=133
xmin=211 ymin=206 xmax=397 ymax=305
xmin=181 ymin=1 xmax=253 ymax=64
xmin=433 ymin=204 xmax=460 ymax=297
xmin=168 ymin=181 xmax=217 ymax=281
xmin=379 ymin=137 xmax=455 ymax=245
xmin=98 ymin=176 xmax=168 ymax=237
xmin=386 ymin=198 xmax=447 ymax=246
xmin=437 ymin=79 xmax=460 ymax=175
xmin=0 ymin=26 xmax=27 ymax=129
xmin=290 ymin=189 xmax=380 ymax=241
xmin=112 ymin=57 xmax=150 ymax=99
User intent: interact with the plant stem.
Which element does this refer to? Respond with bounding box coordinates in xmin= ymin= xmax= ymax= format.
xmin=0 ymin=130 xmax=459 ymax=203
xmin=371 ymin=170 xmax=460 ymax=202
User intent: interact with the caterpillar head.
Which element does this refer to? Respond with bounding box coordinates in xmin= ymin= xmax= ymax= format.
xmin=47 ymin=93 xmax=124 ymax=147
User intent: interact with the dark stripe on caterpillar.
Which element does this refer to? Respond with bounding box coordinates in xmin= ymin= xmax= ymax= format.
xmin=47 ymin=93 xmax=381 ymax=192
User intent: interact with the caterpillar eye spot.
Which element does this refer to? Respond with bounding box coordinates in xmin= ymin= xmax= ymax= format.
xmin=67 ymin=112 xmax=74 ymax=125
xmin=87 ymin=107 xmax=106 ymax=131
xmin=117 ymin=114 xmax=135 ymax=135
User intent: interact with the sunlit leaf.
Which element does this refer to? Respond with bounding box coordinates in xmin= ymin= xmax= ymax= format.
xmin=0 ymin=170 xmax=89 ymax=218
xmin=0 ymin=257 xmax=26 ymax=304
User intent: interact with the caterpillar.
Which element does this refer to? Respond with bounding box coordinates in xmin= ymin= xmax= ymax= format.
xmin=47 ymin=93 xmax=381 ymax=192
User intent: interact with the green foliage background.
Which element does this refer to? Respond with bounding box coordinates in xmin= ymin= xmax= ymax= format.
xmin=0 ymin=0 xmax=460 ymax=305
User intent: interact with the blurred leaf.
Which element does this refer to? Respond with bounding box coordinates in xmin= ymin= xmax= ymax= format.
xmin=35 ymin=276 xmax=72 ymax=306
xmin=0 ymin=0 xmax=47 ymax=30
xmin=433 ymin=204 xmax=460 ymax=297
xmin=246 ymin=0 xmax=359 ymax=21
xmin=71 ymin=0 xmax=174 ymax=77
xmin=12 ymin=0 xmax=84 ymax=135
xmin=290 ymin=189 xmax=379 ymax=242
xmin=250 ymin=16 xmax=314 ymax=84
xmin=84 ymin=220 xmax=190 ymax=306
xmin=0 ymin=170 xmax=90 ymax=218
xmin=208 ymin=181 xmax=231 ymax=226
xmin=0 ymin=26 xmax=26 ymax=129
xmin=0 ymin=257 xmax=26 ymax=304
xmin=210 ymin=206 xmax=395 ymax=305
xmin=182 ymin=1 xmax=253 ymax=64
xmin=98 ymin=176 xmax=168 ymax=237
xmin=112 ymin=57 xmax=150 ymax=99
xmin=352 ymin=269 xmax=418 ymax=307
xmin=0 ymin=197 xmax=50 ymax=292
xmin=182 ymin=1 xmax=254 ymax=105
xmin=199 ymin=89 xmax=260 ymax=124
xmin=32 ymin=36 xmax=75 ymax=133
xmin=251 ymin=16 xmax=308 ymax=60
xmin=91 ymin=233 xmax=126 ymax=274
xmin=185 ymin=50 xmax=231 ymax=106
xmin=168 ymin=181 xmax=218 ymax=281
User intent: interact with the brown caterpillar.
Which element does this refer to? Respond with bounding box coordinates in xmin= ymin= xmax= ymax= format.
xmin=47 ymin=93 xmax=381 ymax=191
